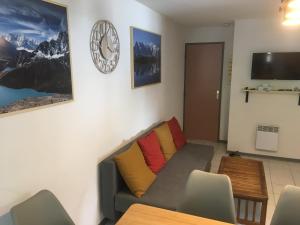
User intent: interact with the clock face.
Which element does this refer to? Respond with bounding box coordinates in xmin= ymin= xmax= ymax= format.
xmin=90 ymin=20 xmax=120 ymax=74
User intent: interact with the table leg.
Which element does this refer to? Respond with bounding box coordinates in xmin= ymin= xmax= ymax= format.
xmin=260 ymin=200 xmax=268 ymax=225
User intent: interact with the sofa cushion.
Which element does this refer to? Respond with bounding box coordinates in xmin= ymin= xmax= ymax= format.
xmin=115 ymin=143 xmax=214 ymax=212
xmin=138 ymin=131 xmax=166 ymax=174
xmin=114 ymin=142 xmax=156 ymax=198
xmin=167 ymin=117 xmax=187 ymax=150
xmin=154 ymin=123 xmax=177 ymax=160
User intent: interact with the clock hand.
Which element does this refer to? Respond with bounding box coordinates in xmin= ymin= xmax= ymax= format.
xmin=107 ymin=38 xmax=114 ymax=52
xmin=105 ymin=26 xmax=110 ymax=35
xmin=107 ymin=44 xmax=114 ymax=52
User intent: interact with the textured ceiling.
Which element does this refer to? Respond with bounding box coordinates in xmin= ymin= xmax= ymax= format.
xmin=136 ymin=0 xmax=281 ymax=26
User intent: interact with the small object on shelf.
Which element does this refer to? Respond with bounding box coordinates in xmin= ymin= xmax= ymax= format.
xmin=265 ymin=84 xmax=272 ymax=91
xmin=257 ymin=85 xmax=264 ymax=91
xmin=258 ymin=84 xmax=272 ymax=91
xmin=293 ymin=86 xmax=300 ymax=91
xmin=242 ymin=87 xmax=300 ymax=105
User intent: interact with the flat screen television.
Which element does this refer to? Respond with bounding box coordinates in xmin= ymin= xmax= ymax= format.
xmin=251 ymin=52 xmax=300 ymax=80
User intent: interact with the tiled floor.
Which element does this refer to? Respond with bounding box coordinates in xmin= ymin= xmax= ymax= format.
xmin=207 ymin=142 xmax=300 ymax=225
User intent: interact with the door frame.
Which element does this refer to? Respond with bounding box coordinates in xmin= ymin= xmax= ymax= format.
xmin=183 ymin=42 xmax=225 ymax=142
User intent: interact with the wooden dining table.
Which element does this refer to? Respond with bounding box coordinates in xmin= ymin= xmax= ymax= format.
xmin=116 ymin=204 xmax=234 ymax=225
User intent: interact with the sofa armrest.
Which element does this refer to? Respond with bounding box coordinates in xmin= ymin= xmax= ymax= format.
xmin=99 ymin=159 xmax=124 ymax=221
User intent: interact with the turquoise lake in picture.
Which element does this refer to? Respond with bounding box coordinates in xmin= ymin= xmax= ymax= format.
xmin=0 ymin=85 xmax=52 ymax=107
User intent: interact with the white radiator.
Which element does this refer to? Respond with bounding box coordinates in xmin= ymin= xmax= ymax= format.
xmin=256 ymin=125 xmax=279 ymax=152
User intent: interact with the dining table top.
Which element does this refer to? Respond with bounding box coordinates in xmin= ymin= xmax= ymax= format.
xmin=115 ymin=204 xmax=234 ymax=225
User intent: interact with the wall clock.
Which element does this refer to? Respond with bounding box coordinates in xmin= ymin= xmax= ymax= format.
xmin=90 ymin=20 xmax=120 ymax=74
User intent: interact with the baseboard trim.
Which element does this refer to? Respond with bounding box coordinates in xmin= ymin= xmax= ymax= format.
xmin=227 ymin=150 xmax=300 ymax=163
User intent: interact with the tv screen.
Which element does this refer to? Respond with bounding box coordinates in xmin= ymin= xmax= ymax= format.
xmin=251 ymin=52 xmax=300 ymax=80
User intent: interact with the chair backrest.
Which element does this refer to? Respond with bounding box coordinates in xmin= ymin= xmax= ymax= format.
xmin=10 ymin=190 xmax=75 ymax=225
xmin=271 ymin=185 xmax=300 ymax=225
xmin=178 ymin=170 xmax=236 ymax=224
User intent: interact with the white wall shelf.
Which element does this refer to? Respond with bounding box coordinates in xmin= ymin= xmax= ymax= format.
xmin=242 ymin=87 xmax=300 ymax=105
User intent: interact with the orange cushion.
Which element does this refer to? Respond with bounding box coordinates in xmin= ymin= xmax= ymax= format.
xmin=154 ymin=123 xmax=177 ymax=160
xmin=114 ymin=142 xmax=156 ymax=198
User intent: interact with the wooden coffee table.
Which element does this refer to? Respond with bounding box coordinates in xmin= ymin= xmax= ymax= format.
xmin=218 ymin=157 xmax=268 ymax=225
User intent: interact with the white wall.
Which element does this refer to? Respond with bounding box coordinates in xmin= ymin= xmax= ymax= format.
xmin=184 ymin=26 xmax=234 ymax=141
xmin=0 ymin=0 xmax=185 ymax=224
xmin=228 ymin=18 xmax=300 ymax=159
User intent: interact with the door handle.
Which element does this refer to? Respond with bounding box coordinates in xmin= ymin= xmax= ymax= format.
xmin=216 ymin=90 xmax=220 ymax=100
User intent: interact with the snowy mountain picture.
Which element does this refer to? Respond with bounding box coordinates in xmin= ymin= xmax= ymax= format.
xmin=131 ymin=27 xmax=161 ymax=88
xmin=0 ymin=0 xmax=72 ymax=115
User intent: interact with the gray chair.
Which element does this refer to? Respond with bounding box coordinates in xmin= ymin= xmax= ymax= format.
xmin=270 ymin=185 xmax=300 ymax=225
xmin=10 ymin=190 xmax=75 ymax=225
xmin=178 ymin=170 xmax=236 ymax=224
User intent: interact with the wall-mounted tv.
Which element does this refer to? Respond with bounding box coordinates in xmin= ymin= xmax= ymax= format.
xmin=251 ymin=52 xmax=300 ymax=80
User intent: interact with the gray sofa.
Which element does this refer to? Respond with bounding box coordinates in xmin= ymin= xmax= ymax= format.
xmin=99 ymin=126 xmax=214 ymax=224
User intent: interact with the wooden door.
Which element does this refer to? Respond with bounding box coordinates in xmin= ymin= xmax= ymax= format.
xmin=184 ymin=43 xmax=224 ymax=141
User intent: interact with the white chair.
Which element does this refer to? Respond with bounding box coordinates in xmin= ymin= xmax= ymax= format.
xmin=270 ymin=185 xmax=300 ymax=225
xmin=10 ymin=190 xmax=75 ymax=225
xmin=178 ymin=170 xmax=236 ymax=224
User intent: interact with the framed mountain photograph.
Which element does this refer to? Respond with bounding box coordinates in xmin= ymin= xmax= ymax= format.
xmin=131 ymin=27 xmax=161 ymax=88
xmin=0 ymin=0 xmax=73 ymax=115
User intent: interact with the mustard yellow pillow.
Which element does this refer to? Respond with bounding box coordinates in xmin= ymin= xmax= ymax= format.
xmin=154 ymin=123 xmax=176 ymax=160
xmin=114 ymin=142 xmax=156 ymax=198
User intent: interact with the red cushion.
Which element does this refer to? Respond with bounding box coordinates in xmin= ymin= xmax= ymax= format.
xmin=167 ymin=117 xmax=187 ymax=150
xmin=138 ymin=131 xmax=166 ymax=174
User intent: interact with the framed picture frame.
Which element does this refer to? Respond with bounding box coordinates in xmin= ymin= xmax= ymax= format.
xmin=130 ymin=27 xmax=161 ymax=88
xmin=0 ymin=0 xmax=73 ymax=116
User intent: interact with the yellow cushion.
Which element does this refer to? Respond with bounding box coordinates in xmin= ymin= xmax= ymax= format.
xmin=114 ymin=142 xmax=156 ymax=198
xmin=154 ymin=123 xmax=176 ymax=160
